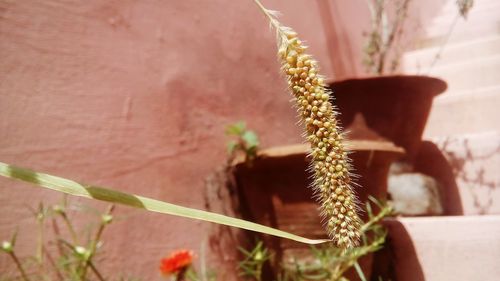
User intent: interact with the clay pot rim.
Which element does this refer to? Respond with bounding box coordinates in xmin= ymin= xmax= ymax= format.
xmin=327 ymin=75 xmax=447 ymax=96
xmin=232 ymin=141 xmax=405 ymax=166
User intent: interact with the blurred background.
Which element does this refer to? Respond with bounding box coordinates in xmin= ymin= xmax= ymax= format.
xmin=0 ymin=0 xmax=498 ymax=280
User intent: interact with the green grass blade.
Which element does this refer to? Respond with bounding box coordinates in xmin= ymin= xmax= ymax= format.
xmin=0 ymin=162 xmax=328 ymax=245
xmin=353 ymin=261 xmax=367 ymax=281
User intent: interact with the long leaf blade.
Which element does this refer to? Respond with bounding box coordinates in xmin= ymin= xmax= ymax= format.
xmin=0 ymin=162 xmax=328 ymax=245
xmin=354 ymin=261 xmax=368 ymax=281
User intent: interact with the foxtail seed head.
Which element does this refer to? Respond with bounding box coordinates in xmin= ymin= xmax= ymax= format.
xmin=254 ymin=0 xmax=362 ymax=249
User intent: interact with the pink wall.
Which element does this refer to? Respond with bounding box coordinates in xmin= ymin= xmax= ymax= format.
xmin=0 ymin=1 xmax=310 ymax=279
xmin=1 ymin=0 xmax=392 ymax=279
xmin=2 ymin=0 xmax=496 ymax=280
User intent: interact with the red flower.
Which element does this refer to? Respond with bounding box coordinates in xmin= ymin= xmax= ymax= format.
xmin=160 ymin=250 xmax=194 ymax=275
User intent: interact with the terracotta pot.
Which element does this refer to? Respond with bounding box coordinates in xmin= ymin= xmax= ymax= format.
xmin=329 ymin=75 xmax=447 ymax=160
xmin=233 ymin=142 xmax=404 ymax=279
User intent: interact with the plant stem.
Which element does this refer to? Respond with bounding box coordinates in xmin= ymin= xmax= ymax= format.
xmin=426 ymin=13 xmax=460 ymax=74
xmin=35 ymin=211 xmax=46 ymax=280
xmin=60 ymin=212 xmax=79 ymax=245
xmin=330 ymin=263 xmax=342 ymax=281
xmin=81 ymin=205 xmax=114 ymax=280
xmin=376 ymin=0 xmax=411 ymax=75
xmin=9 ymin=251 xmax=31 ymax=281
xmin=58 ymin=239 xmax=85 ymax=280
xmin=253 ymin=0 xmax=286 ymax=37
xmin=61 ymin=195 xmax=79 ymax=245
xmin=256 ymin=263 xmax=262 ymax=281
xmin=52 ymin=218 xmax=73 ymax=278
xmin=37 ymin=216 xmax=44 ymax=264
xmin=89 ymin=261 xmax=106 ymax=281
xmin=43 ymin=245 xmax=65 ymax=281
xmin=360 ymin=205 xmax=392 ymax=234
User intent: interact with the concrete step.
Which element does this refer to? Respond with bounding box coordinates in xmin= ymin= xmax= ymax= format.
xmin=430 ymin=0 xmax=500 ymax=26
xmin=427 ymin=54 xmax=500 ymax=92
xmin=386 ymin=215 xmax=500 ymax=281
xmin=431 ymin=24 xmax=499 ymax=47
xmin=434 ymin=0 xmax=500 ymax=17
xmin=419 ymin=23 xmax=500 ymax=50
xmin=415 ymin=0 xmax=500 ymax=48
xmin=403 ymin=36 xmax=500 ymax=72
xmin=425 ymin=1 xmax=500 ymax=40
xmin=434 ymin=84 xmax=500 ymax=102
xmin=425 ymin=86 xmax=500 ymax=136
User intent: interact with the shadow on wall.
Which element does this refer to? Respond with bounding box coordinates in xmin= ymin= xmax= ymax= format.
xmin=436 ymin=136 xmax=500 ymax=215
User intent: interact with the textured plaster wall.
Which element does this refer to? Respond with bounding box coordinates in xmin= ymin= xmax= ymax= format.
xmin=2 ymin=0 xmax=493 ymax=279
xmin=0 ymin=0 xmax=329 ymax=279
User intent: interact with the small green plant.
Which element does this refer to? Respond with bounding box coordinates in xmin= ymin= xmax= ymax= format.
xmin=279 ymin=198 xmax=392 ymax=281
xmin=238 ymin=241 xmax=271 ymax=281
xmin=1 ymin=231 xmax=30 ymax=281
xmin=225 ymin=121 xmax=260 ymax=164
xmin=239 ymin=198 xmax=393 ymax=281
xmin=0 ymin=197 xmax=139 ymax=281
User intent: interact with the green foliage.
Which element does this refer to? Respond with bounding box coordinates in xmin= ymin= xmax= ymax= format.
xmin=225 ymin=121 xmax=247 ymax=136
xmin=279 ymin=198 xmax=392 ymax=281
xmin=182 ymin=267 xmax=217 ymax=281
xmin=0 ymin=197 xmax=140 ymax=281
xmin=0 ymin=162 xmax=328 ymax=245
xmin=225 ymin=121 xmax=260 ymax=164
xmin=238 ymin=241 xmax=271 ymax=281
xmin=240 ymin=198 xmax=393 ymax=281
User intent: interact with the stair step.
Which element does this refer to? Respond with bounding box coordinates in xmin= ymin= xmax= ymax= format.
xmin=425 ymin=1 xmax=500 ymax=40
xmin=431 ymin=1 xmax=500 ymax=27
xmin=434 ymin=84 xmax=500 ymax=100
xmin=428 ymin=55 xmax=500 ymax=92
xmin=433 ymin=0 xmax=500 ymax=18
xmin=403 ymin=36 xmax=500 ymax=72
xmin=386 ymin=215 xmax=500 ymax=281
xmin=420 ymin=25 xmax=500 ymax=49
xmin=425 ymin=87 xmax=500 ymax=136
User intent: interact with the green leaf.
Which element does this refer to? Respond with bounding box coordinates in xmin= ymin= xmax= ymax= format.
xmin=0 ymin=162 xmax=328 ymax=245
xmin=242 ymin=130 xmax=259 ymax=148
xmin=225 ymin=121 xmax=246 ymax=136
xmin=353 ymin=261 xmax=367 ymax=281
xmin=227 ymin=140 xmax=238 ymax=154
xmin=10 ymin=228 xmax=18 ymax=246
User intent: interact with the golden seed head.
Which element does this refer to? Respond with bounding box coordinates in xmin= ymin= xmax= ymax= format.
xmin=260 ymin=5 xmax=362 ymax=249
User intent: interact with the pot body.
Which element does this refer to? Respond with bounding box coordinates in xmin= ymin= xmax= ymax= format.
xmin=329 ymin=75 xmax=446 ymax=160
xmin=233 ymin=143 xmax=403 ymax=280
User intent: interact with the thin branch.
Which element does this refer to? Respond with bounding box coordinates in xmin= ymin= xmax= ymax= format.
xmin=9 ymin=252 xmax=32 ymax=281
xmin=41 ymin=245 xmax=64 ymax=281
xmin=89 ymin=261 xmax=106 ymax=281
xmin=81 ymin=205 xmax=114 ymax=279
xmin=426 ymin=13 xmax=460 ymax=74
